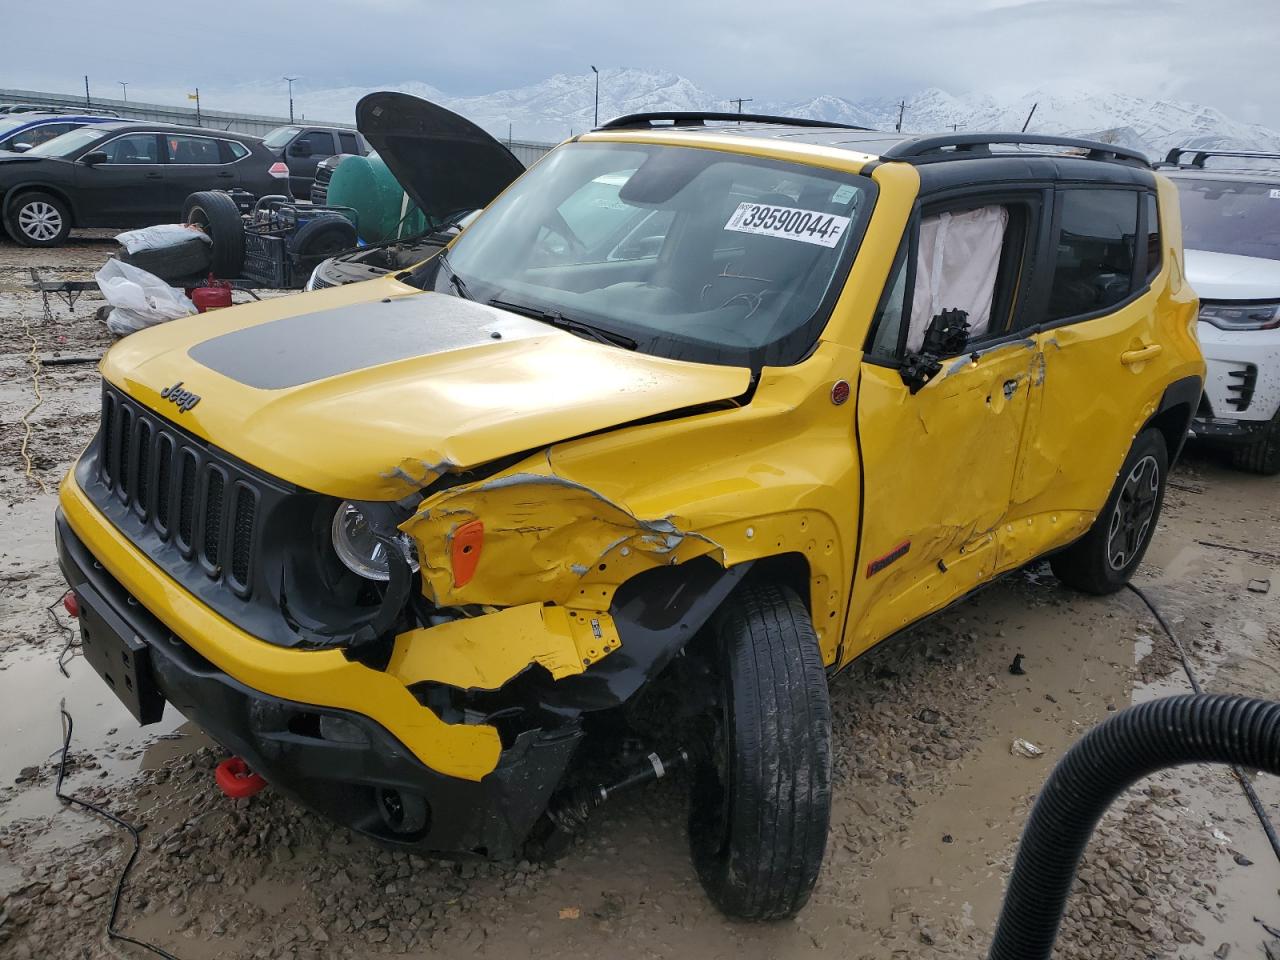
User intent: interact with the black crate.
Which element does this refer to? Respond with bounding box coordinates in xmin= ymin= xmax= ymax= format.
xmin=242 ymin=231 xmax=292 ymax=288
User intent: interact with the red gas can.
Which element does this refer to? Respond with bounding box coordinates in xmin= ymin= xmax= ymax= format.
xmin=188 ymin=275 xmax=233 ymax=313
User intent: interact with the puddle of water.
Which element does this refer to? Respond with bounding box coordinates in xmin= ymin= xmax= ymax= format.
xmin=0 ymin=651 xmax=187 ymax=823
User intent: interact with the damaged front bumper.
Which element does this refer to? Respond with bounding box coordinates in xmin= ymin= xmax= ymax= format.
xmin=55 ymin=503 xmax=581 ymax=856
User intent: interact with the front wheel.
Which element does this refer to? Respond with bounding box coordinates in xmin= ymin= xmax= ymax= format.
xmin=5 ymin=191 xmax=71 ymax=247
xmin=1230 ymin=409 xmax=1280 ymax=476
xmin=1050 ymin=428 xmax=1169 ymax=595
xmin=689 ymin=582 xmax=832 ymax=921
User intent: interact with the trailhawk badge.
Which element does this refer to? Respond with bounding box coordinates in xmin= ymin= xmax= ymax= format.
xmin=160 ymin=381 xmax=201 ymax=413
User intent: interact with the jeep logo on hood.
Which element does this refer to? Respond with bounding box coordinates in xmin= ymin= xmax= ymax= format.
xmin=160 ymin=381 xmax=201 ymax=413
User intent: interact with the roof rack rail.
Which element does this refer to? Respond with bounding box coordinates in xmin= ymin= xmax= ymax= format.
xmin=597 ymin=111 xmax=869 ymax=132
xmin=883 ymin=133 xmax=1151 ymax=168
xmin=1157 ymin=147 xmax=1280 ymax=168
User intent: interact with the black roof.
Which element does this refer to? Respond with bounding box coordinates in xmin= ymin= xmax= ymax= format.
xmin=597 ymin=112 xmax=1151 ymax=170
xmin=86 ymin=120 xmax=263 ymax=142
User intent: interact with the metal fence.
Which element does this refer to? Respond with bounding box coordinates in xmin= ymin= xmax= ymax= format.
xmin=0 ymin=87 xmax=557 ymax=165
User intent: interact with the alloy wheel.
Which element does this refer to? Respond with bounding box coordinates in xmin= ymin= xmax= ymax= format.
xmin=17 ymin=200 xmax=62 ymax=242
xmin=1106 ymin=454 xmax=1160 ymax=570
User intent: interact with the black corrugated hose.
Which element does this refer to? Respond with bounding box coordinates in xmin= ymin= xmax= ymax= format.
xmin=987 ymin=693 xmax=1280 ymax=960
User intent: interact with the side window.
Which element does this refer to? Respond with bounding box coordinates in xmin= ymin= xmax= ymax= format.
xmin=907 ymin=205 xmax=1010 ymax=352
xmin=338 ymin=132 xmax=359 ymax=154
xmin=166 ymin=135 xmax=222 ymax=164
xmin=224 ymin=140 xmax=249 ymax=160
xmin=98 ymin=134 xmax=159 ymax=164
xmin=1047 ymin=189 xmax=1138 ymax=321
xmin=296 ymin=131 xmax=334 ymax=157
xmin=1143 ymin=193 xmax=1161 ymax=282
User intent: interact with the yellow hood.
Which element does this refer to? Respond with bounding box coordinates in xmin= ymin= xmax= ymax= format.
xmin=101 ymin=277 xmax=751 ymax=499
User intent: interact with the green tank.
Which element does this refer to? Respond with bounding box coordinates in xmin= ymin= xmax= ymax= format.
xmin=326 ymin=153 xmax=427 ymax=244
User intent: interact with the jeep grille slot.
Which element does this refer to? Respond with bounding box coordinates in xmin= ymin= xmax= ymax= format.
xmin=177 ymin=449 xmax=198 ymax=549
xmin=203 ymin=468 xmax=226 ymax=568
xmin=230 ymin=484 xmax=256 ymax=588
xmin=1224 ymin=364 xmax=1257 ymax=412
xmin=86 ymin=384 xmax=274 ymax=603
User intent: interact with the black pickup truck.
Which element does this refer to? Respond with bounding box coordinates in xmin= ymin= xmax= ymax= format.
xmin=260 ymin=124 xmax=369 ymax=199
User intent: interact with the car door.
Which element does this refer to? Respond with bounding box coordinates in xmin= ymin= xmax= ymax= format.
xmin=846 ymin=189 xmax=1048 ymax=658
xmin=161 ymin=133 xmax=238 ymax=212
xmin=1011 ymin=186 xmax=1166 ymax=531
xmin=286 ymin=130 xmax=335 ymax=198
xmin=71 ymin=132 xmax=165 ymax=226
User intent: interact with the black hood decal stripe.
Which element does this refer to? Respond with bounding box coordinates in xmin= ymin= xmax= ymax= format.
xmin=187 ymin=294 xmax=547 ymax=389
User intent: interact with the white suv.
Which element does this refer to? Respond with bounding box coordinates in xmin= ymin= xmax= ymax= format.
xmin=1162 ymin=149 xmax=1280 ymax=474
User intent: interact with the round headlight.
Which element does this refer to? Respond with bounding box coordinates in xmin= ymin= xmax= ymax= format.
xmin=330 ymin=501 xmax=419 ymax=581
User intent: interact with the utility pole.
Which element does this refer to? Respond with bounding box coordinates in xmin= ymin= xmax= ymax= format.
xmin=283 ymin=77 xmax=297 ymax=124
xmin=895 ymin=99 xmax=907 ymax=133
xmin=590 ymin=66 xmax=599 ymax=127
xmin=729 ymin=97 xmax=753 ymax=114
xmin=508 ymin=122 xmax=512 ymax=147
xmin=118 ymin=81 xmax=128 ymax=102
xmin=188 ymin=88 xmax=202 ymax=126
xmin=83 ymin=75 xmax=90 ymax=109
xmin=1021 ymin=102 xmax=1038 ymax=133
xmin=950 ymin=122 xmax=964 ymax=132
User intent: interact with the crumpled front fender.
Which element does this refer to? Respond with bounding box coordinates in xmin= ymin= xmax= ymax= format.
xmin=401 ymin=461 xmax=724 ymax=612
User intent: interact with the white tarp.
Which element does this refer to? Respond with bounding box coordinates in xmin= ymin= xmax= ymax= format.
xmin=907 ymin=205 xmax=1008 ymax=352
xmin=114 ymin=223 xmax=212 ymax=255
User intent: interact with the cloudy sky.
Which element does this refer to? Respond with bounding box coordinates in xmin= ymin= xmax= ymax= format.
xmin=3 ymin=0 xmax=1278 ymax=126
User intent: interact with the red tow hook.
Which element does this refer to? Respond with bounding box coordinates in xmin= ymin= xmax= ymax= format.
xmin=62 ymin=591 xmax=80 ymax=618
xmin=214 ymin=757 xmax=268 ymax=798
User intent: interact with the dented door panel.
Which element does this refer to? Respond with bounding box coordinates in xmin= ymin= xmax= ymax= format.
xmin=847 ymin=339 xmax=1037 ymax=659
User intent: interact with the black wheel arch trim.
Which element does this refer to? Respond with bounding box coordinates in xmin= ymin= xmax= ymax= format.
xmin=1150 ymin=374 xmax=1203 ymax=465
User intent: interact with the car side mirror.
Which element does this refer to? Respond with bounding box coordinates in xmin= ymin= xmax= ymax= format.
xmin=12 ymin=142 xmax=33 ymax=153
xmin=80 ymin=151 xmax=108 ymax=166
xmin=899 ymin=308 xmax=971 ymax=394
xmin=288 ymin=141 xmax=311 ymax=157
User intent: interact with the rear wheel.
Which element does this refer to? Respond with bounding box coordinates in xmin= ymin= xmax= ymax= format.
xmin=1050 ymin=429 xmax=1168 ymax=595
xmin=5 ymin=191 xmax=71 ymax=247
xmin=689 ymin=582 xmax=831 ymax=921
xmin=1230 ymin=410 xmax=1280 ymax=475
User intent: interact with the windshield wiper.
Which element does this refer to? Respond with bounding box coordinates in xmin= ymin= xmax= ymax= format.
xmin=488 ymin=298 xmax=637 ymax=350
xmin=436 ymin=249 xmax=473 ymax=301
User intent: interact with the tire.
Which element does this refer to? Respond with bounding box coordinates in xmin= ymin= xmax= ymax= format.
xmin=4 ymin=191 xmax=71 ymax=247
xmin=183 ymin=190 xmax=245 ymax=278
xmin=1050 ymin=429 xmax=1169 ymax=595
xmin=289 ymin=216 xmax=356 ymax=259
xmin=116 ymin=236 xmax=211 ymax=283
xmin=1229 ymin=410 xmax=1280 ymax=475
xmin=689 ymin=582 xmax=832 ymax=921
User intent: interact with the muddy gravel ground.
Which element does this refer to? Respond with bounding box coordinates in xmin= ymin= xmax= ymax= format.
xmin=1 ymin=236 xmax=1278 ymax=960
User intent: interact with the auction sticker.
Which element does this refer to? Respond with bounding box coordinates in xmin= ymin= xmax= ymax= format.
xmin=724 ymin=202 xmax=850 ymax=248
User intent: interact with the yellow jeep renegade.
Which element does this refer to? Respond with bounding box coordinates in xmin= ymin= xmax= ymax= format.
xmin=57 ymin=108 xmax=1203 ymax=920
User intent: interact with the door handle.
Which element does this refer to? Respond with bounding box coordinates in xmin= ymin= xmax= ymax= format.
xmin=1121 ymin=344 xmax=1163 ymax=366
xmin=216 ymin=171 xmax=234 ymax=178
xmin=144 ymin=171 xmax=162 ymax=180
xmin=1002 ymin=378 xmax=1020 ymax=399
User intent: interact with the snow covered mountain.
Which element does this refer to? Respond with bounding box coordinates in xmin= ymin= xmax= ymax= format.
xmin=208 ymin=69 xmax=1280 ymax=158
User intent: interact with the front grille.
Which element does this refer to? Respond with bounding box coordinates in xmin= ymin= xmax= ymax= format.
xmin=82 ymin=383 xmax=379 ymax=650
xmin=1224 ymin=364 xmax=1257 ymax=412
xmin=95 ymin=385 xmax=263 ymax=598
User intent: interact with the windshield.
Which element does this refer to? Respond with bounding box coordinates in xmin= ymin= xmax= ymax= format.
xmin=263 ymin=126 xmax=301 ymax=149
xmin=1172 ymin=176 xmax=1280 ymax=262
xmin=25 ymin=126 xmax=106 ymax=158
xmin=412 ymin=141 xmax=874 ymax=367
